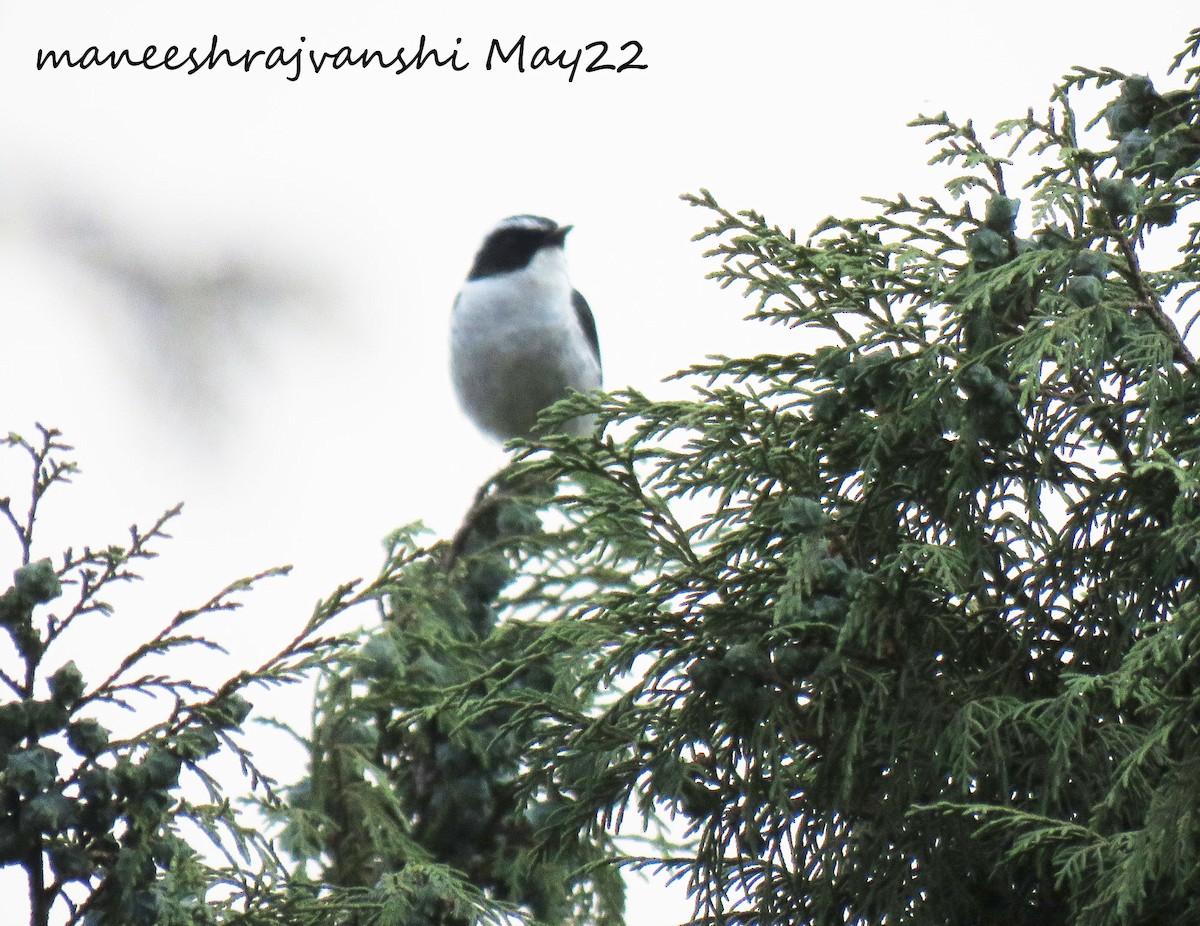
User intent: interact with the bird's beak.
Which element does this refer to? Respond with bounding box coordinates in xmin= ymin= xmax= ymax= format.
xmin=554 ymin=224 xmax=573 ymax=244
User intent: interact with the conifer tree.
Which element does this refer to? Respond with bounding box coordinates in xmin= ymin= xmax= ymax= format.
xmin=305 ymin=26 xmax=1200 ymax=926
xmin=0 ymin=428 xmax=457 ymax=926
xmin=277 ymin=486 xmax=626 ymax=926
xmin=516 ymin=29 xmax=1200 ymax=926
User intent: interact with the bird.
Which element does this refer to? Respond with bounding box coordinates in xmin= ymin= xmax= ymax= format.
xmin=450 ymin=215 xmax=602 ymax=441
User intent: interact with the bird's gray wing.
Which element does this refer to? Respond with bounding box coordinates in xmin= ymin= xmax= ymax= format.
xmin=571 ymin=289 xmax=601 ymax=364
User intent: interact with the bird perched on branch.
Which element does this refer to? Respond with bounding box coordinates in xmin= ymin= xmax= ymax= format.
xmin=450 ymin=215 xmax=602 ymax=441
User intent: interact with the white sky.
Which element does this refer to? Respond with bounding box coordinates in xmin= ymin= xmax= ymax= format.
xmin=1 ymin=3 xmax=1196 ymax=921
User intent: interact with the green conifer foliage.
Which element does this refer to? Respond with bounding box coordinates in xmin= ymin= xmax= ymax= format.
xmin=281 ymin=482 xmax=625 ymax=926
xmin=444 ymin=28 xmax=1200 ymax=926
xmin=0 ymin=428 xmax=463 ymax=926
xmin=0 ymin=427 xmax=361 ymax=926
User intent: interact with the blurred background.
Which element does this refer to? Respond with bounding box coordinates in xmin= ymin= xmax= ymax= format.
xmin=1 ymin=1 xmax=1195 ymax=918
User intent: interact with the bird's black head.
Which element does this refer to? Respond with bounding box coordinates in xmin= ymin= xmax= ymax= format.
xmin=467 ymin=215 xmax=572 ymax=280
